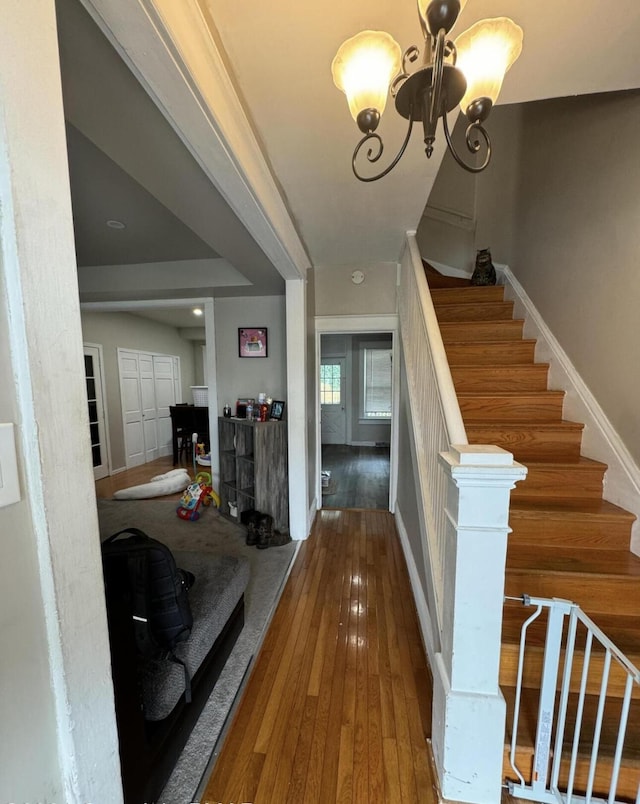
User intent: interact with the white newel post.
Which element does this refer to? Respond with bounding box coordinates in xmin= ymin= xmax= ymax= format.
xmin=431 ymin=445 xmax=527 ymax=804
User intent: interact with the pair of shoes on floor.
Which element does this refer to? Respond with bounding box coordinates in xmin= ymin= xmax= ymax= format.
xmin=245 ymin=511 xmax=291 ymax=549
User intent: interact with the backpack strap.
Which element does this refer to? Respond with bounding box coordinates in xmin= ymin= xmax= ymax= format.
xmin=105 ymin=527 xmax=149 ymax=544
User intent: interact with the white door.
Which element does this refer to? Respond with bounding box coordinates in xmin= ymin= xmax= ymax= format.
xmin=139 ymin=353 xmax=158 ymax=463
xmin=84 ymin=344 xmax=109 ymax=480
xmin=320 ymin=358 xmax=347 ymax=444
xmin=118 ymin=350 xmax=145 ymax=467
xmin=153 ymin=354 xmax=176 ymax=457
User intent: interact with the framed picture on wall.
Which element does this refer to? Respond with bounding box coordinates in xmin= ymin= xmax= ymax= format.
xmin=238 ymin=327 xmax=268 ymax=358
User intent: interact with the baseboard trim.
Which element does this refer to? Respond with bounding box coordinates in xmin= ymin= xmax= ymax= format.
xmin=394 ymin=506 xmax=436 ymax=669
xmin=499 ymin=264 xmax=640 ymax=555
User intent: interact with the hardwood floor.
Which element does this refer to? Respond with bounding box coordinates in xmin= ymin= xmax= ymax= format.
xmin=201 ymin=509 xmax=436 ymax=803
xmin=321 ymin=445 xmax=390 ymax=510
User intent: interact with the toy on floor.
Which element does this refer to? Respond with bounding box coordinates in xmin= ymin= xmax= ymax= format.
xmin=195 ymin=441 xmax=211 ymax=467
xmin=176 ymin=472 xmax=220 ymax=521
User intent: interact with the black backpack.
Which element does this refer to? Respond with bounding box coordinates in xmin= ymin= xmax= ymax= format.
xmin=102 ymin=528 xmax=195 ymax=701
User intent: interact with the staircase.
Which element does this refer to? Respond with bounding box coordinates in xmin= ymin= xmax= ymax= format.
xmin=429 ymin=280 xmax=640 ymax=798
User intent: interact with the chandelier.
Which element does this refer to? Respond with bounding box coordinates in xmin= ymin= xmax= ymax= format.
xmin=331 ymin=0 xmax=523 ymax=180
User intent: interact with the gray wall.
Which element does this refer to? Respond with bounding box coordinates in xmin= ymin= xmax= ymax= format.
xmin=0 ymin=275 xmax=61 ymax=800
xmin=213 ymin=295 xmax=287 ymax=415
xmin=418 ymin=90 xmax=640 ymax=466
xmin=81 ymin=311 xmax=197 ymax=469
xmin=315 ymin=262 xmax=398 ymax=316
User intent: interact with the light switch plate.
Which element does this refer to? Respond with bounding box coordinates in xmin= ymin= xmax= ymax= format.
xmin=0 ymin=423 xmax=21 ymax=507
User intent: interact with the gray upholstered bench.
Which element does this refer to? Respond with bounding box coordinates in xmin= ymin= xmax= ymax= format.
xmin=105 ymin=549 xmax=250 ymax=804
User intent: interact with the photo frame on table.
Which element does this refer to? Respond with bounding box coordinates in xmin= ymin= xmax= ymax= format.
xmin=269 ymin=400 xmax=285 ymax=421
xmin=238 ymin=327 xmax=268 ymax=358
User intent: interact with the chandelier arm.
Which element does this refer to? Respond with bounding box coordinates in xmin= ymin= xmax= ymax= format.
xmin=352 ymin=114 xmax=415 ymax=182
xmin=428 ymin=29 xmax=446 ymax=133
xmin=441 ymin=108 xmax=492 ymax=173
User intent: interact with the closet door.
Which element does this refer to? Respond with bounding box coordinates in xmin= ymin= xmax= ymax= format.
xmin=139 ymin=353 xmax=158 ymax=463
xmin=153 ymin=354 xmax=176 ymax=457
xmin=118 ymin=350 xmax=145 ymax=467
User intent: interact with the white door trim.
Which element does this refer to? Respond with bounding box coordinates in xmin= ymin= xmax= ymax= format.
xmin=315 ymin=314 xmax=399 ymax=513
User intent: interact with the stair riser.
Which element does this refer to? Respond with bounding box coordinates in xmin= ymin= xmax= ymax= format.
xmin=466 ymin=425 xmax=583 ymax=461
xmin=513 ymin=466 xmax=605 ymax=500
xmin=451 ymin=365 xmax=549 ymax=393
xmin=445 ymin=341 xmax=536 ymax=365
xmin=509 ymin=516 xmax=633 ymax=550
xmin=501 ymin=647 xmax=640 ymax=699
xmin=430 ymin=286 xmax=505 ymax=304
xmin=505 ymin=573 xmax=640 ymax=616
xmin=503 ymin=751 xmax=638 ymax=800
xmin=460 ymin=395 xmax=564 ymax=422
xmin=434 ymin=302 xmax=514 ymax=322
xmin=440 ymin=321 xmax=524 ymax=342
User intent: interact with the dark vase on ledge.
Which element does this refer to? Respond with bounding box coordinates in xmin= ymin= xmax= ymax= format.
xmin=471 ymin=248 xmax=497 ymax=286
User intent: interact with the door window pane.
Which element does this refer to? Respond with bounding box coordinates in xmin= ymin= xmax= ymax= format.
xmin=320 ymin=363 xmax=342 ymax=405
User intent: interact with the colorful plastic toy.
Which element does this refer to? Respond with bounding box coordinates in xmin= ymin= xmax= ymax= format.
xmin=176 ymin=472 xmax=219 ymax=521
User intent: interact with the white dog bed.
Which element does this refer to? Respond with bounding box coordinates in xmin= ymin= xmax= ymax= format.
xmin=113 ymin=468 xmax=191 ymax=500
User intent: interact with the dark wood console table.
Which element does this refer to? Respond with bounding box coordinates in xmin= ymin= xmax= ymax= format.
xmin=170 ymin=406 xmax=210 ymax=465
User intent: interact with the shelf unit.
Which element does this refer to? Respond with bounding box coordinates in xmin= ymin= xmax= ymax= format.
xmin=218 ymin=417 xmax=288 ymax=532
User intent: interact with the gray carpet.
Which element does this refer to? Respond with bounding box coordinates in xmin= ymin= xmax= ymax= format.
xmin=97 ymin=499 xmax=297 ymax=803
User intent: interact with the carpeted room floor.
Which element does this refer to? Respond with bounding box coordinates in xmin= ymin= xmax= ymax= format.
xmin=97 ymin=499 xmax=297 ymax=802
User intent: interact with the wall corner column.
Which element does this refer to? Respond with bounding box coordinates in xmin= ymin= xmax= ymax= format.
xmin=431 ymin=445 xmax=527 ymax=803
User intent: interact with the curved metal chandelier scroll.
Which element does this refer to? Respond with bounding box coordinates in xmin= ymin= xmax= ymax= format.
xmin=332 ymin=0 xmax=523 ymax=181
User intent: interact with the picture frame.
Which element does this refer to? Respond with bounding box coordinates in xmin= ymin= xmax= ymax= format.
xmin=269 ymin=400 xmax=285 ymax=421
xmin=238 ymin=327 xmax=268 ymax=358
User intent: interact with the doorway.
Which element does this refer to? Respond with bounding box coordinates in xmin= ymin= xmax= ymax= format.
xmin=317 ymin=324 xmax=398 ymax=511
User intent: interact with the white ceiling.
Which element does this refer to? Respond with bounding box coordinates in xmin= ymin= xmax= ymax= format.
xmin=61 ymin=0 xmax=640 ymax=326
xmin=203 ymin=0 xmax=640 ymax=267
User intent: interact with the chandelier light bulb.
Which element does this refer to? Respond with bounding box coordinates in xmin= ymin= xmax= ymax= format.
xmin=454 ymin=17 xmax=523 ymax=117
xmin=331 ymin=31 xmax=401 ymax=124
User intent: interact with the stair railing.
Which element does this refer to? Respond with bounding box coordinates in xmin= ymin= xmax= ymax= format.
xmin=398 ymin=235 xmax=467 ymax=628
xmin=398 ymin=233 xmax=527 ymax=802
xmin=506 ymin=595 xmax=640 ymax=804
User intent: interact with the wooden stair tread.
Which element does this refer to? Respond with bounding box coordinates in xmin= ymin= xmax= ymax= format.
xmin=434 ymin=301 xmax=515 ymax=322
xmin=466 ymin=420 xmax=584 ymax=432
xmin=502 ymin=685 xmax=640 ymax=761
xmin=440 ymin=320 xmax=525 ymax=342
xmin=444 ymin=340 xmax=537 ymax=365
xmin=501 ymin=605 xmax=640 ymax=656
xmin=510 ymin=497 xmax=636 ymax=522
xmin=506 ymin=545 xmax=640 ymax=578
xmin=518 ymin=457 xmax=609 ymax=471
xmin=430 ymin=285 xmax=503 ymax=302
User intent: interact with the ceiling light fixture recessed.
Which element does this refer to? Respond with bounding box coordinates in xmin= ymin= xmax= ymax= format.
xmin=332 ymin=0 xmax=523 ymax=178
xmin=106 ymin=219 xmax=126 ymax=229
xmin=193 ymin=308 xmax=204 ymax=317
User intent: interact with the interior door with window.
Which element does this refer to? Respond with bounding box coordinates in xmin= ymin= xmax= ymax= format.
xmin=320 ymin=358 xmax=346 ymax=444
xmin=84 ymin=344 xmax=109 ymax=480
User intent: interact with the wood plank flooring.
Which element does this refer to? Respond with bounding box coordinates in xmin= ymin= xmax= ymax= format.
xmin=321 ymin=445 xmax=390 ymax=510
xmin=201 ymin=509 xmax=437 ymax=803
